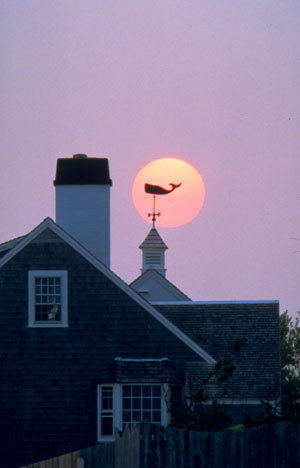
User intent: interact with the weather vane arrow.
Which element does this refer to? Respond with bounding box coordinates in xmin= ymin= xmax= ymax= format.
xmin=144 ymin=182 xmax=182 ymax=227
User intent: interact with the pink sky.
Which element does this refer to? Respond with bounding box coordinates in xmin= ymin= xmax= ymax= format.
xmin=0 ymin=1 xmax=299 ymax=315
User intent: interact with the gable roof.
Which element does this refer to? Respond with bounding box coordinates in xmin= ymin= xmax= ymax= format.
xmin=0 ymin=217 xmax=215 ymax=364
xmin=0 ymin=235 xmax=26 ymax=257
xmin=130 ymin=269 xmax=191 ymax=301
xmin=156 ymin=302 xmax=281 ymax=398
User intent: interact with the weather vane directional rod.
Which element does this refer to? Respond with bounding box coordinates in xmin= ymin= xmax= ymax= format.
xmin=148 ymin=195 xmax=161 ymax=228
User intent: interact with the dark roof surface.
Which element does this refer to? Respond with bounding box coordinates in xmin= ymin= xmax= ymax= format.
xmin=139 ymin=228 xmax=168 ymax=250
xmin=53 ymin=156 xmax=112 ymax=186
xmin=156 ymin=302 xmax=281 ymax=398
xmin=113 ymin=358 xmax=173 ymax=383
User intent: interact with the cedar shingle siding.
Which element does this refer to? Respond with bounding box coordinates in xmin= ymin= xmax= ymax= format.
xmin=0 ymin=230 xmax=199 ymax=467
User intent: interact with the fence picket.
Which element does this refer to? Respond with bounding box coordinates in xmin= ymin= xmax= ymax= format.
xmin=18 ymin=421 xmax=300 ymax=468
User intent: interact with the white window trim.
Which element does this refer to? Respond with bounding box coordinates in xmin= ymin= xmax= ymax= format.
xmin=97 ymin=383 xmax=169 ymax=442
xmin=28 ymin=270 xmax=68 ymax=327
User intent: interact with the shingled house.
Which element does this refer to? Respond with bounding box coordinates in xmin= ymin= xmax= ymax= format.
xmin=0 ymin=155 xmax=280 ymax=468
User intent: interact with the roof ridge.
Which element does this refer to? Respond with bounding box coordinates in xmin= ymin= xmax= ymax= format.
xmin=0 ymin=218 xmax=215 ymax=364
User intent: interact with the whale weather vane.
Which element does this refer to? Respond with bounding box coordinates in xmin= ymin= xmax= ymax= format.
xmin=144 ymin=182 xmax=182 ymax=227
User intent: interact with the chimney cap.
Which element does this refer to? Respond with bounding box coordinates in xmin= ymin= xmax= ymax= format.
xmin=73 ymin=153 xmax=88 ymax=159
xmin=53 ymin=156 xmax=112 ymax=186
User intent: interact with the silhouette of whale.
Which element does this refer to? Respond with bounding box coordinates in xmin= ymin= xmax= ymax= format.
xmin=145 ymin=183 xmax=182 ymax=195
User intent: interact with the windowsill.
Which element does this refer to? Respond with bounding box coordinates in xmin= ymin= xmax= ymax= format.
xmin=28 ymin=323 xmax=69 ymax=328
xmin=98 ymin=436 xmax=115 ymax=443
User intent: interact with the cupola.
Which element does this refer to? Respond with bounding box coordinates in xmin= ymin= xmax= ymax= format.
xmin=139 ymin=227 xmax=168 ymax=277
xmin=54 ymin=154 xmax=112 ymax=267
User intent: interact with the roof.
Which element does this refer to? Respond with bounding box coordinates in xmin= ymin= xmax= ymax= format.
xmin=139 ymin=228 xmax=168 ymax=250
xmin=130 ymin=269 xmax=191 ymax=302
xmin=155 ymin=302 xmax=281 ymax=398
xmin=0 ymin=217 xmax=215 ymax=364
xmin=113 ymin=357 xmax=173 ymax=383
xmin=0 ymin=235 xmax=26 ymax=257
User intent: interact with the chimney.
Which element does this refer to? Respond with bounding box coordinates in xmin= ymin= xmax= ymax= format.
xmin=53 ymin=154 xmax=112 ymax=268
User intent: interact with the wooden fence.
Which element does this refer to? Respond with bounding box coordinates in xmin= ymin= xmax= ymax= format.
xmin=19 ymin=443 xmax=115 ymax=468
xmin=20 ymin=421 xmax=300 ymax=468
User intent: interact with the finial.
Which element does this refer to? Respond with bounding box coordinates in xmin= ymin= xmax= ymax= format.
xmin=147 ymin=195 xmax=161 ymax=228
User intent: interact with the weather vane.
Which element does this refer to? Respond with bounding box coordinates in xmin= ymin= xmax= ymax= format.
xmin=144 ymin=182 xmax=182 ymax=227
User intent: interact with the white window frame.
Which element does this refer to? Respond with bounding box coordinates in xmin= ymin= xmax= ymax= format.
xmin=97 ymin=383 xmax=169 ymax=442
xmin=28 ymin=270 xmax=68 ymax=327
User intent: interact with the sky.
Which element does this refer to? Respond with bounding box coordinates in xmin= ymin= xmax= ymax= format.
xmin=0 ymin=1 xmax=299 ymax=316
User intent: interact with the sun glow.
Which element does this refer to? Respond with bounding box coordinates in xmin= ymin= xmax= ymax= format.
xmin=132 ymin=158 xmax=205 ymax=228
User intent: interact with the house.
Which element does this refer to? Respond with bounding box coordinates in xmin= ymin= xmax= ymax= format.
xmin=0 ymin=155 xmax=280 ymax=468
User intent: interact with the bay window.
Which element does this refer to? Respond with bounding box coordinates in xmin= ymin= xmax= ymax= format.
xmin=98 ymin=383 xmax=168 ymax=441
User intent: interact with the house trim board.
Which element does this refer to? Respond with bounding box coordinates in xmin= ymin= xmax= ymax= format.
xmin=0 ymin=217 xmax=216 ymax=364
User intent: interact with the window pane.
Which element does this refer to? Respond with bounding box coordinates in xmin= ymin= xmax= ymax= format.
xmin=101 ymin=417 xmax=113 ymax=436
xmin=123 ymin=411 xmax=131 ymax=423
xmin=123 ymin=386 xmax=131 ymax=397
xmin=152 ymin=386 xmax=161 ymax=397
xmin=132 ymin=386 xmax=141 ymax=397
xmin=142 ymin=398 xmax=151 ymax=410
xmin=153 ymin=398 xmax=161 ymax=410
xmin=133 ymin=411 xmax=141 ymax=422
xmin=123 ymin=398 xmax=131 ymax=410
xmin=143 ymin=386 xmax=151 ymax=397
xmin=133 ymin=399 xmax=141 ymax=410
xmin=142 ymin=411 xmax=151 ymax=421
xmin=102 ymin=387 xmax=112 ymax=410
xmin=153 ymin=411 xmax=161 ymax=423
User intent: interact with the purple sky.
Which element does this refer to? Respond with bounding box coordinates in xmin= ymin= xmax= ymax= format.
xmin=1 ymin=1 xmax=299 ymax=315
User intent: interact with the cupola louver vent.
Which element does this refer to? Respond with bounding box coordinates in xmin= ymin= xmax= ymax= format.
xmin=146 ymin=253 xmax=161 ymax=264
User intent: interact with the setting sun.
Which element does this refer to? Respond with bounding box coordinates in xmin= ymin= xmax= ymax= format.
xmin=132 ymin=158 xmax=205 ymax=228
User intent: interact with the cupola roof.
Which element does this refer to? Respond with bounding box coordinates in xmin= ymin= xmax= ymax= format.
xmin=139 ymin=228 xmax=168 ymax=251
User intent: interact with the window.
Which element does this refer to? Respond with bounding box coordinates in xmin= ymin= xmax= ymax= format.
xmin=100 ymin=386 xmax=113 ymax=437
xmin=122 ymin=385 xmax=161 ymax=430
xmin=98 ymin=384 xmax=168 ymax=441
xmin=28 ymin=270 xmax=68 ymax=327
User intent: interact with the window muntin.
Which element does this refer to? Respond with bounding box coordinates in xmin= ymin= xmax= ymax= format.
xmin=28 ymin=270 xmax=68 ymax=327
xmin=98 ymin=383 xmax=167 ymax=441
xmin=122 ymin=385 xmax=161 ymax=430
xmin=100 ymin=386 xmax=113 ymax=437
xmin=34 ymin=276 xmax=62 ymax=322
